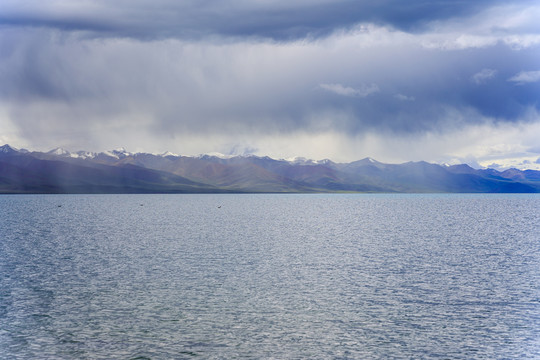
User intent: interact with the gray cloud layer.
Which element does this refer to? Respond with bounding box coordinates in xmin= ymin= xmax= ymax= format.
xmin=0 ymin=0 xmax=539 ymax=167
xmin=0 ymin=0 xmax=514 ymax=40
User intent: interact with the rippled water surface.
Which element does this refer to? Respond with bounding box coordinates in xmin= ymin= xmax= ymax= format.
xmin=1 ymin=194 xmax=539 ymax=359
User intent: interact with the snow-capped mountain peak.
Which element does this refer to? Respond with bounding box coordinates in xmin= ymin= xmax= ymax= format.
xmin=75 ymin=151 xmax=97 ymax=159
xmin=48 ymin=147 xmax=71 ymax=156
xmin=101 ymin=151 xmax=118 ymax=159
xmin=160 ymin=151 xmax=179 ymax=157
xmin=111 ymin=148 xmax=132 ymax=157
xmin=0 ymin=144 xmax=19 ymax=154
xmin=363 ymin=157 xmax=378 ymax=163
xmin=100 ymin=148 xmax=131 ymax=159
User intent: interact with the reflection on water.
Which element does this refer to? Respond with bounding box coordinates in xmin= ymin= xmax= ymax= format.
xmin=1 ymin=194 xmax=539 ymax=359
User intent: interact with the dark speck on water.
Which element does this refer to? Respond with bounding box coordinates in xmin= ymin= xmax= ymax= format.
xmin=1 ymin=194 xmax=539 ymax=359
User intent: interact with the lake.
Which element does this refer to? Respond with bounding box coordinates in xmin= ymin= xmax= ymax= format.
xmin=1 ymin=194 xmax=539 ymax=359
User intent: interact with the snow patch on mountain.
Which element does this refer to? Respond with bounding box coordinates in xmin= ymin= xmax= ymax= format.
xmin=48 ymin=147 xmax=73 ymax=157
xmin=198 ymin=152 xmax=234 ymax=159
xmin=112 ymin=148 xmax=132 ymax=157
xmin=74 ymin=151 xmax=97 ymax=159
xmin=286 ymin=156 xmax=334 ymax=165
xmin=160 ymin=151 xmax=179 ymax=157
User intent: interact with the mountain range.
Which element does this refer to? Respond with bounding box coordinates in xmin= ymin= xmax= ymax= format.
xmin=1 ymin=144 xmax=539 ymax=193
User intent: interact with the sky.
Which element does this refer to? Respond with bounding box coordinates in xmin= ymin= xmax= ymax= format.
xmin=0 ymin=0 xmax=539 ymax=169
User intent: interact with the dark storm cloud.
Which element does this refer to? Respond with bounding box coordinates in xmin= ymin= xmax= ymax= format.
xmin=2 ymin=26 xmax=537 ymax=140
xmin=0 ymin=0 xmax=539 ymax=167
xmin=0 ymin=0 xmax=514 ymax=41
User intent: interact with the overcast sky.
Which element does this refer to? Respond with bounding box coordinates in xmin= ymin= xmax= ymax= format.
xmin=1 ymin=0 xmax=539 ymax=169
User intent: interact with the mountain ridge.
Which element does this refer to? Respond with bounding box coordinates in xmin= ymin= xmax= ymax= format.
xmin=1 ymin=144 xmax=539 ymax=193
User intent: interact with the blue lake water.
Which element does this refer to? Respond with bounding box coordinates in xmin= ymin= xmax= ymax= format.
xmin=0 ymin=194 xmax=539 ymax=359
